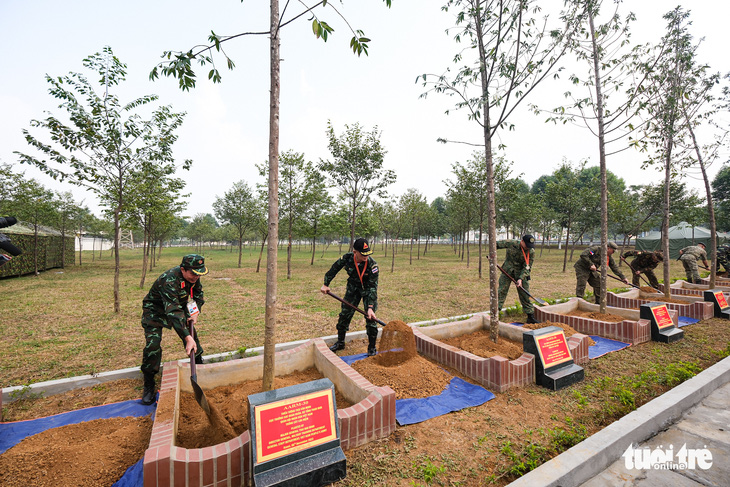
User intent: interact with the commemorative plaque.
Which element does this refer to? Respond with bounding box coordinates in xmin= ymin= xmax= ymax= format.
xmin=523 ymin=326 xmax=584 ymax=390
xmin=639 ymin=302 xmax=684 ymax=343
xmin=704 ymin=289 xmax=730 ymax=319
xmin=248 ymin=378 xmax=346 ymax=487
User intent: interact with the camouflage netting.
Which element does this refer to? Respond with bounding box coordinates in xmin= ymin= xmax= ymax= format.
xmin=0 ymin=222 xmax=75 ymax=278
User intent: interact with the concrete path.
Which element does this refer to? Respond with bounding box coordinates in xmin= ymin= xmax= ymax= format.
xmin=508 ymin=355 xmax=730 ymax=487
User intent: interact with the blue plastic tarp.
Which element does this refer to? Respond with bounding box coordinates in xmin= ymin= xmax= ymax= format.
xmin=0 ymin=398 xmax=156 ymax=487
xmin=395 ymin=377 xmax=495 ymax=425
xmin=341 ymin=353 xmax=495 ymax=425
xmin=589 ymin=335 xmax=631 ymax=359
xmin=678 ymin=316 xmax=699 ymax=328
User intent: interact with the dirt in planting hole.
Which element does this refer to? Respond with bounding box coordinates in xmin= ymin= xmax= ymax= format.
xmin=0 ymin=415 xmax=152 ymax=487
xmin=440 ymin=329 xmax=525 ymax=360
xmin=523 ymin=321 xmax=597 ymax=346
xmin=176 ymin=367 xmax=354 ymax=449
xmin=637 ymin=293 xmax=695 ymax=305
xmin=566 ymin=310 xmax=626 ymax=322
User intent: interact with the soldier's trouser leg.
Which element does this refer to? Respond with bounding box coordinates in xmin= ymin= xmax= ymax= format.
xmin=632 ymin=272 xmax=641 ymax=287
xmin=575 ymin=268 xmax=589 ymax=299
xmin=645 ymin=269 xmax=660 ymax=289
xmin=335 ymin=287 xmax=359 ymax=333
xmin=682 ymin=257 xmax=699 ymax=283
xmin=518 ymin=279 xmax=534 ymax=315
xmin=497 ymin=274 xmax=512 ymax=310
xmin=141 ymin=323 xmax=164 ymax=376
xmin=587 ymin=272 xmax=601 ymax=304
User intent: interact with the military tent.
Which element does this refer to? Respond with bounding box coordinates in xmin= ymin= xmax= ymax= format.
xmin=635 ymin=221 xmax=729 ymax=259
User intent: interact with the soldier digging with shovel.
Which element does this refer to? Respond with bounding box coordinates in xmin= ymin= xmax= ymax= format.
xmin=321 ymin=238 xmax=380 ymax=356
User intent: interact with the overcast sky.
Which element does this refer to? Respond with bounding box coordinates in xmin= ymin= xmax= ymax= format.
xmin=1 ymin=0 xmax=729 ymax=220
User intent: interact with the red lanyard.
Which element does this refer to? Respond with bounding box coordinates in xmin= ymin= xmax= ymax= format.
xmin=521 ymin=247 xmax=530 ymax=267
xmin=356 ymin=259 xmax=368 ymax=287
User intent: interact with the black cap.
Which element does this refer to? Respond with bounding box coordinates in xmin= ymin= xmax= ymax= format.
xmin=522 ymin=235 xmax=536 ymax=249
xmin=353 ymin=238 xmax=373 ymax=256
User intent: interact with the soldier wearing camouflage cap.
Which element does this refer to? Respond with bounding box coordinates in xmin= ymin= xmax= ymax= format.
xmin=140 ymin=254 xmax=209 ymax=405
xmin=574 ymin=242 xmax=629 ymax=304
xmin=497 ymin=235 xmax=538 ymax=323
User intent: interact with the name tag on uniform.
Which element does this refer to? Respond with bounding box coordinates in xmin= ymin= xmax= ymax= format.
xmin=187 ymin=300 xmax=199 ymax=317
xmin=525 ymin=265 xmax=530 ymax=270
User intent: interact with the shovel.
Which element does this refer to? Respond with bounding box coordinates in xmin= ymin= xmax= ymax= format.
xmin=325 ymin=291 xmax=388 ymax=327
xmin=188 ymin=320 xmax=211 ymax=416
xmin=606 ymin=272 xmax=640 ymax=289
xmin=494 ymin=263 xmax=548 ymax=306
xmin=620 ymin=256 xmax=661 ymax=293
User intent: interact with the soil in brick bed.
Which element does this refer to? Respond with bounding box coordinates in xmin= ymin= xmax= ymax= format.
xmin=566 ymin=309 xmax=626 ymax=322
xmin=523 ymin=321 xmax=597 ymax=346
xmin=175 ymin=367 xmax=355 ymax=449
xmin=0 ymin=415 xmax=152 ymax=487
xmin=440 ymin=330 xmax=525 ymax=360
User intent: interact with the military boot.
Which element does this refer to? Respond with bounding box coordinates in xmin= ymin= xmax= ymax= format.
xmin=195 ymin=354 xmax=204 ymax=365
xmin=367 ymin=334 xmax=377 ymax=357
xmin=141 ymin=372 xmax=157 ymax=405
xmin=526 ymin=314 xmax=539 ymax=324
xmin=329 ymin=330 xmax=346 ymax=352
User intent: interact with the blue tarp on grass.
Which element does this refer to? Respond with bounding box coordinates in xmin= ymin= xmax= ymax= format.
xmin=678 ymin=316 xmax=700 ymax=328
xmin=588 ymin=336 xmax=631 ymax=359
xmin=340 ymin=353 xmax=495 ymax=425
xmin=0 ymin=398 xmax=156 ymax=487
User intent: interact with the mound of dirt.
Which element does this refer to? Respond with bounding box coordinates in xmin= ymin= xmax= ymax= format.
xmin=638 ymin=295 xmax=693 ymax=305
xmin=353 ymin=354 xmax=452 ymax=400
xmin=376 ymin=320 xmax=417 ymax=366
xmin=639 ymin=286 xmax=660 ymax=293
xmin=176 ymin=367 xmax=353 ymax=450
xmin=566 ymin=310 xmax=625 ymax=323
xmin=0 ymin=416 xmax=152 ymax=487
xmin=440 ymin=329 xmax=524 ymax=360
xmin=523 ymin=321 xmax=597 ymax=346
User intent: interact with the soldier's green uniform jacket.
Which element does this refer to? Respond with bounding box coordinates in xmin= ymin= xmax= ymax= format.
xmin=496 ymin=240 xmax=535 ymax=314
xmin=497 ymin=240 xmax=534 ymax=281
xmin=680 ymin=246 xmax=707 ymax=261
xmin=622 ymin=250 xmax=661 ymax=272
xmin=574 ymin=245 xmax=626 ymax=280
xmin=324 ymin=252 xmax=379 ymax=310
xmin=142 ymin=266 xmax=204 ymax=341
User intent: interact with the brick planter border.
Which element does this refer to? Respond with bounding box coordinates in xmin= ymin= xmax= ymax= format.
xmin=143 ymin=338 xmax=395 ymax=487
xmin=606 ymin=291 xmax=714 ymax=321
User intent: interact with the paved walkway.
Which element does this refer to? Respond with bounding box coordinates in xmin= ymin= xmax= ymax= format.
xmin=508 ymin=356 xmax=730 ymax=487
xmin=582 ymin=381 xmax=730 ymax=486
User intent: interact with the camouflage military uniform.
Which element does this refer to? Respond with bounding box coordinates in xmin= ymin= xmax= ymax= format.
xmin=574 ymin=245 xmax=626 ymax=303
xmin=679 ymin=245 xmax=708 ymax=284
xmin=717 ymin=244 xmax=730 ymax=273
xmin=141 ymin=266 xmax=205 ymax=375
xmin=622 ymin=250 xmax=662 ymax=289
xmin=324 ymin=252 xmax=379 ymax=339
xmin=496 ymin=240 xmax=535 ymax=314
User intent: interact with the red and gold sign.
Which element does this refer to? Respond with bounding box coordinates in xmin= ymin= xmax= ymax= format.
xmin=535 ymin=330 xmax=572 ymax=368
xmin=715 ymin=291 xmax=729 ymax=310
xmin=650 ymin=304 xmax=674 ymax=329
xmin=254 ymin=389 xmax=337 ymax=464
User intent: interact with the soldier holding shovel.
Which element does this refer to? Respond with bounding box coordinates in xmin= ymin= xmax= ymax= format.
xmin=496 ymin=235 xmax=539 ymax=323
xmin=321 ymin=238 xmax=380 ymax=356
xmin=574 ymin=242 xmax=629 ymax=303
xmin=621 ymin=249 xmax=663 ymax=290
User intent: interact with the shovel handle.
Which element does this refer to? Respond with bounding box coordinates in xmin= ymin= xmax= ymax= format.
xmin=606 ymin=272 xmax=640 ymax=289
xmin=494 ymin=263 xmax=547 ymax=306
xmin=189 ymin=320 xmax=197 ymax=381
xmin=325 ymin=291 xmax=388 ymax=327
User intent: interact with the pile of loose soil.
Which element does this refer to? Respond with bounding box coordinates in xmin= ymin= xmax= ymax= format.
xmin=566 ymin=310 xmax=625 ymax=323
xmin=176 ymin=367 xmax=353 ymax=450
xmin=351 ymin=354 xmax=452 ymax=400
xmin=639 ymin=286 xmax=660 ymax=293
xmin=440 ymin=329 xmax=524 ymax=360
xmin=376 ymin=320 xmax=417 ymax=366
xmin=523 ymin=321 xmax=597 ymax=346
xmin=0 ymin=416 xmax=152 ymax=487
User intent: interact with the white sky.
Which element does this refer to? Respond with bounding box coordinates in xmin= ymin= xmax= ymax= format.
xmin=1 ymin=0 xmax=729 ymax=220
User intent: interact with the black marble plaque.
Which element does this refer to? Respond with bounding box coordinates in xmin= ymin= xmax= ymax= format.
xmin=523 ymin=326 xmax=584 ymax=390
xmin=703 ymin=289 xmax=730 ymax=319
xmin=249 ymin=378 xmax=346 ymax=487
xmin=639 ymin=302 xmax=684 ymax=343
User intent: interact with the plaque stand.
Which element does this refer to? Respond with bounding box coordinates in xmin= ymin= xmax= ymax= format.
xmin=703 ymin=289 xmax=730 ymax=319
xmin=639 ymin=302 xmax=684 ymax=343
xmin=523 ymin=326 xmax=584 ymax=391
xmin=249 ymin=378 xmax=346 ymax=487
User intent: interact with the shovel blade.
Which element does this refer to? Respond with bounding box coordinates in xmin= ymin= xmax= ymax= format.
xmin=191 ymin=378 xmax=211 ymax=415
